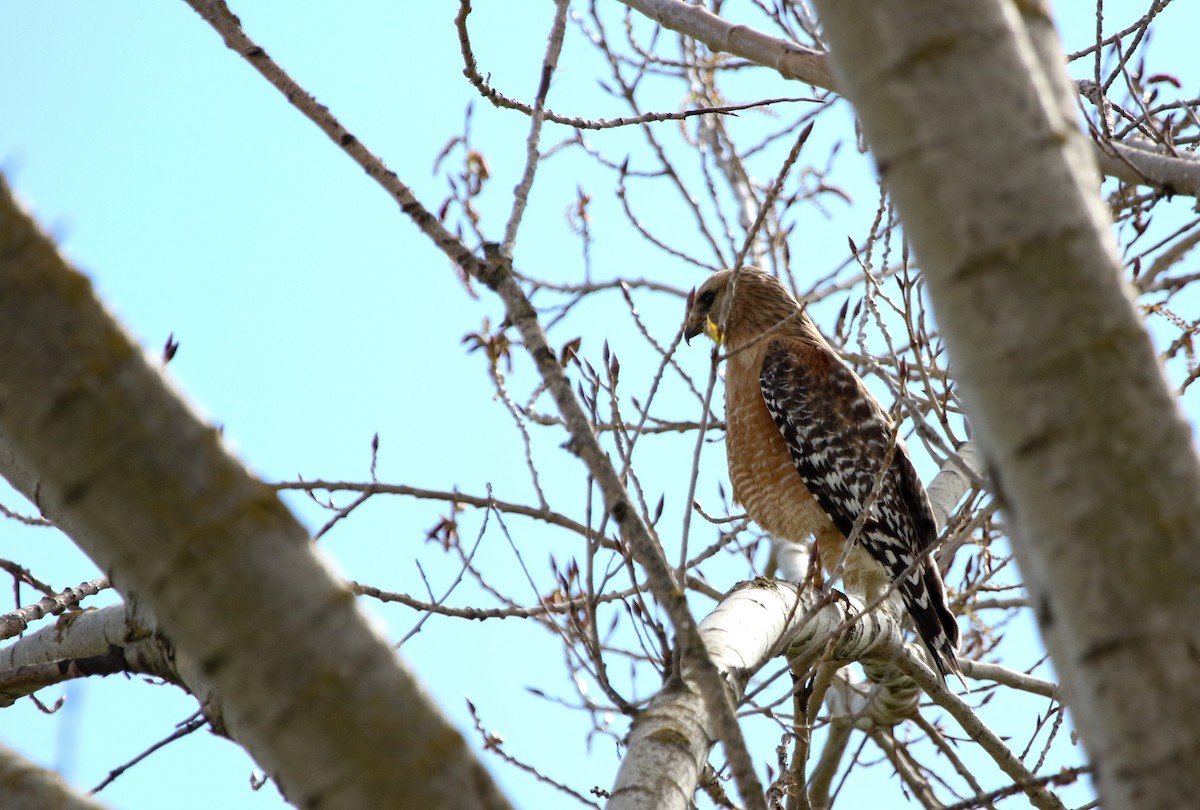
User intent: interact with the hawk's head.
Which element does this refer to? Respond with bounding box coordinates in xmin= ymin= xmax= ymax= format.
xmin=683 ymin=269 xmax=735 ymax=345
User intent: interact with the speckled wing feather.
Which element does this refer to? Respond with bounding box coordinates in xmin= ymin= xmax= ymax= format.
xmin=758 ymin=336 xmax=961 ymax=677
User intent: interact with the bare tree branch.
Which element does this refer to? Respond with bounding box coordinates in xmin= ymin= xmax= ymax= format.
xmin=616 ymin=0 xmax=1200 ymax=197
xmin=0 ymin=175 xmax=512 ymax=810
xmin=0 ymin=742 xmax=112 ymax=810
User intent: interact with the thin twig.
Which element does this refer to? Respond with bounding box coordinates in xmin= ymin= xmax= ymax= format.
xmin=91 ymin=714 xmax=207 ymax=794
xmin=0 ymin=578 xmax=111 ymax=641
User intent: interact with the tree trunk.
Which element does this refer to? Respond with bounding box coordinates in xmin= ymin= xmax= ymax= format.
xmin=811 ymin=1 xmax=1200 ymax=808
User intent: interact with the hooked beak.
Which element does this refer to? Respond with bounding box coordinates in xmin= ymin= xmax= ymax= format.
xmin=684 ymin=287 xmax=700 ymax=345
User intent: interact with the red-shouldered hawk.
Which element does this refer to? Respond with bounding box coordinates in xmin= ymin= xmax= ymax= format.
xmin=684 ymin=267 xmax=961 ymax=678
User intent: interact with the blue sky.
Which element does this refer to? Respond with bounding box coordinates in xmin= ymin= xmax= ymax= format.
xmin=1 ymin=2 xmax=1197 ymax=808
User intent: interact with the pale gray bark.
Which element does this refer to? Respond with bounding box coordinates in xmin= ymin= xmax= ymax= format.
xmin=609 ymin=566 xmax=1065 ymax=810
xmin=0 ymin=742 xmax=112 ymax=810
xmin=0 ymin=177 xmax=511 ymax=810
xmin=607 ymin=580 xmax=903 ymax=810
xmin=618 ymin=0 xmax=835 ymax=88
xmin=811 ymin=2 xmax=1200 ymax=809
xmin=0 ymin=604 xmax=208 ymax=713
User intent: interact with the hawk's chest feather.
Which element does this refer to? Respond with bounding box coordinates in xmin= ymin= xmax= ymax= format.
xmin=723 ymin=343 xmax=832 ymax=543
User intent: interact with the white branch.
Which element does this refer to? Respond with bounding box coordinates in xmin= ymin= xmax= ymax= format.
xmin=608 ymin=580 xmax=900 ymax=810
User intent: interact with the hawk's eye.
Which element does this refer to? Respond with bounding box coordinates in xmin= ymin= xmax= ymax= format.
xmin=698 ymin=290 xmax=717 ymax=308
